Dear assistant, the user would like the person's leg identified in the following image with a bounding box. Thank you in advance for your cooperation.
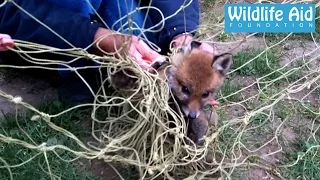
[98,0,158,46]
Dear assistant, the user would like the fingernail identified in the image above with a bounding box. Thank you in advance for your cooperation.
[142,57,153,63]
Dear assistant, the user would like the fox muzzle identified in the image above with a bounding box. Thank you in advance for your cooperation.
[187,111,200,120]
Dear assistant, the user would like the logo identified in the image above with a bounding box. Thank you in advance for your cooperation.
[224,3,316,33]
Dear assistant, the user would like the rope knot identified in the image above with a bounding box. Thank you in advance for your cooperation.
[38,142,47,151]
[11,96,22,104]
[40,113,51,122]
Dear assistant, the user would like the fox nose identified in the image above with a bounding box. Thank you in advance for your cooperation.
[188,112,199,120]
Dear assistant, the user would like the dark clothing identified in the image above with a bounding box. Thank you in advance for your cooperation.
[0,0,199,54]
[0,0,200,105]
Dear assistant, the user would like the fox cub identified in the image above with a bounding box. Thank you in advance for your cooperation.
[162,41,232,144]
[111,40,233,145]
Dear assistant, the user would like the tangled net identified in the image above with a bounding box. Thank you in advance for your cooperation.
[0,0,319,179]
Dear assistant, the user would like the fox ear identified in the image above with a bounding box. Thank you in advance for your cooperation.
[212,53,233,75]
[180,40,202,55]
[190,40,202,49]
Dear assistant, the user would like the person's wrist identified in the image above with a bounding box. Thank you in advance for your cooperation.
[171,33,194,49]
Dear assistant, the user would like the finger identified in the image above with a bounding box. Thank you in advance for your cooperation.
[207,100,220,108]
[136,59,150,69]
[210,100,220,105]
[130,48,151,70]
[2,38,14,48]
[0,34,11,39]
[200,43,219,55]
[142,57,153,64]
[129,38,154,64]
[199,43,214,54]
[137,40,161,62]
[0,36,14,51]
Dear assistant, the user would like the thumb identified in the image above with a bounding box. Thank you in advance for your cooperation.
[200,43,219,55]
[2,38,14,48]
[0,35,14,51]
[207,100,220,108]
[130,48,150,70]
[138,40,161,62]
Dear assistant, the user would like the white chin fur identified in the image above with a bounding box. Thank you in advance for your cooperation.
[196,112,200,118]
[181,106,189,116]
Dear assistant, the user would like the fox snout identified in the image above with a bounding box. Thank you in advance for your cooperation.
[188,111,200,120]
[181,100,202,120]
[182,108,200,120]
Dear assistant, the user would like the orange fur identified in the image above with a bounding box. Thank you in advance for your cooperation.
[163,41,232,145]
[110,40,232,145]
[167,46,232,120]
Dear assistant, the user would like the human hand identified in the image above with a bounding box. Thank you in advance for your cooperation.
[93,28,163,70]
[0,34,14,51]
[171,33,219,55]
[207,100,220,108]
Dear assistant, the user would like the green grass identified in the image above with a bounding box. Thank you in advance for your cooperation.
[232,49,304,85]
[282,140,320,179]
[274,103,294,120]
[279,100,320,179]
[214,108,243,157]
[243,110,275,148]
[217,32,232,42]
[258,84,280,101]
[0,101,102,180]
[315,87,320,96]
[217,100,320,179]
[218,78,243,103]
[216,47,319,179]
[298,102,320,120]
[217,98,320,179]
[233,49,280,78]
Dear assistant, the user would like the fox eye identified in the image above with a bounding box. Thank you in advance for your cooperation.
[202,91,210,98]
[181,86,190,94]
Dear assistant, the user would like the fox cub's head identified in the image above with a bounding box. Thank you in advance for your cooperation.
[168,41,232,120]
